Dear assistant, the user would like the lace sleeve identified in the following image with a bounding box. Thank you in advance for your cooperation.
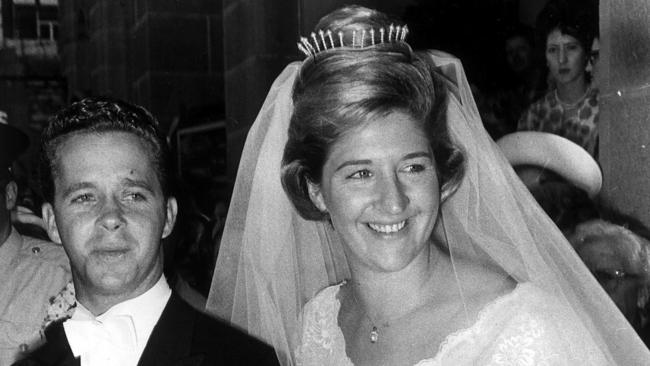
[294,284,352,366]
[484,284,609,366]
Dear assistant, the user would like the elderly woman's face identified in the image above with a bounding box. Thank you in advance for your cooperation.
[577,234,646,325]
[308,111,440,273]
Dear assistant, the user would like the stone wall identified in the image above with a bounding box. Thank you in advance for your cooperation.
[599,0,650,227]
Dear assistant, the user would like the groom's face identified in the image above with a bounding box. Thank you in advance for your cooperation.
[43,131,177,301]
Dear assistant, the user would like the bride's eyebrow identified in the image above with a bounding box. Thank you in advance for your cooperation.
[334,159,372,172]
[402,151,432,160]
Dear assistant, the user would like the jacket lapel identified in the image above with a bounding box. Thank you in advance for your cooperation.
[137,293,203,366]
[171,355,205,366]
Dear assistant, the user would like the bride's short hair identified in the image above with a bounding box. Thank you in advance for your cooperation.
[281,45,465,220]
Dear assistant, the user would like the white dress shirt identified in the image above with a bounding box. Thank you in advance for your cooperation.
[63,275,172,366]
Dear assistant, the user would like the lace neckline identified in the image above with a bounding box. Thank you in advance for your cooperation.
[330,281,528,366]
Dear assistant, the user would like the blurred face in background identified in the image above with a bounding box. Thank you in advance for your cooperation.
[546,29,588,86]
[505,35,533,75]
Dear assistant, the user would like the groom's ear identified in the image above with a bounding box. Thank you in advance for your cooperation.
[42,203,62,245]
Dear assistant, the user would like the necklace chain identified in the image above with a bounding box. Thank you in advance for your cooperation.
[347,250,442,344]
[349,282,428,344]
[349,286,381,344]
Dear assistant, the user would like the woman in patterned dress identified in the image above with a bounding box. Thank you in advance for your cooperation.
[517,0,599,156]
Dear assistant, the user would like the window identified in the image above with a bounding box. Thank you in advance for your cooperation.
[5,1,58,40]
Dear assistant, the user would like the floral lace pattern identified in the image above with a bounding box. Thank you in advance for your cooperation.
[42,281,76,330]
[489,317,544,366]
[295,285,349,365]
[295,282,608,366]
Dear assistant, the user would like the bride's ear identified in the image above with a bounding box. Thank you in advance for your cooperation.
[307,181,327,213]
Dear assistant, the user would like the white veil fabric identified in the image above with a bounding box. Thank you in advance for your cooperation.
[206,51,650,365]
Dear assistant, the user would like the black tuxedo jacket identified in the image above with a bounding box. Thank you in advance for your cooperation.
[14,293,280,366]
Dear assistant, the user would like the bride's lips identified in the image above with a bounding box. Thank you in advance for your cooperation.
[367,220,407,234]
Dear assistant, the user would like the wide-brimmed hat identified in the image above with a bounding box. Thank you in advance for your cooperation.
[0,111,29,177]
[496,131,602,198]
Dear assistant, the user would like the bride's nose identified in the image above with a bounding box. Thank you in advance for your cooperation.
[376,173,409,214]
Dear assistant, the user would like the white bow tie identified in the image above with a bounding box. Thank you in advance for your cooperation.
[63,314,139,366]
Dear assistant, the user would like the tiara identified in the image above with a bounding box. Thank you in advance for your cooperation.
[297,24,409,58]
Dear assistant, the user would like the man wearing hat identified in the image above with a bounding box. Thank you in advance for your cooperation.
[0,113,71,364]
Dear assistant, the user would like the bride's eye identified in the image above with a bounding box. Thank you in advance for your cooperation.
[348,169,372,179]
[404,164,426,173]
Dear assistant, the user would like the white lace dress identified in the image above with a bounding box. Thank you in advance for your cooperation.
[295,282,608,365]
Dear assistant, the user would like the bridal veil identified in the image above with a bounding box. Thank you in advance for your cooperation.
[206,50,650,365]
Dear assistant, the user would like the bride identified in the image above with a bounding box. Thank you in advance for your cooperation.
[207,5,650,365]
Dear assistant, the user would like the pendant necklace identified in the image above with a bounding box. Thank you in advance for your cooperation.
[370,325,379,344]
[350,287,381,343]
[349,249,442,344]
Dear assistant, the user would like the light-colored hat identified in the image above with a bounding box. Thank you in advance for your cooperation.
[496,131,602,198]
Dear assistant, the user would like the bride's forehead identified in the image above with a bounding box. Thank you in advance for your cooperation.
[326,113,429,156]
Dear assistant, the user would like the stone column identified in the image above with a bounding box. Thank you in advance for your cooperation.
[599,0,650,227]
[222,0,301,181]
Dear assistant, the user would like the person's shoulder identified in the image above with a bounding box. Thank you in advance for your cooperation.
[195,310,272,345]
[484,283,609,364]
[508,282,578,317]
[16,235,70,270]
[301,282,344,321]
[12,320,74,366]
[296,283,346,365]
[306,283,343,307]
[518,93,550,128]
[180,299,279,364]
[488,283,593,345]
[447,256,514,294]
[433,255,517,322]
[531,91,554,110]
[19,235,67,261]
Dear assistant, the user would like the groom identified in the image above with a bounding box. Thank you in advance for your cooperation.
[15,97,279,365]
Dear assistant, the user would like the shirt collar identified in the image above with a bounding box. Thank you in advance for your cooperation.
[72,275,172,351]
